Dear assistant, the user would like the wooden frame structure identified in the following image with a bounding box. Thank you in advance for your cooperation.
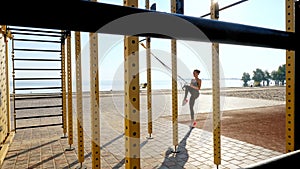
[0,0,298,168]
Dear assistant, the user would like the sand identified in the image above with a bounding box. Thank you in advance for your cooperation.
[172,86,287,153]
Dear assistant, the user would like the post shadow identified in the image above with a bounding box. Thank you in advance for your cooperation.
[156,127,194,168]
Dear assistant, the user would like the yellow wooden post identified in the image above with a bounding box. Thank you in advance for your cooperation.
[61,32,67,137]
[66,31,74,150]
[170,0,179,153]
[0,26,7,142]
[11,38,16,132]
[285,0,295,153]
[0,26,9,166]
[3,26,11,132]
[145,0,153,139]
[89,32,101,168]
[75,31,86,168]
[211,0,221,166]
[124,0,140,168]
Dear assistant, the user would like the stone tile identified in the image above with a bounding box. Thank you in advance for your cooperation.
[1,96,284,169]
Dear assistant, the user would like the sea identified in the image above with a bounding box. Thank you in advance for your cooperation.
[10,78,277,94]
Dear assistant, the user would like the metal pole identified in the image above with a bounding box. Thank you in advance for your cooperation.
[0,26,8,138]
[285,0,296,153]
[0,1,295,50]
[75,31,86,168]
[89,0,101,165]
[3,26,11,132]
[171,0,179,153]
[145,0,153,139]
[211,0,221,167]
[124,0,141,168]
[89,31,101,169]
[66,31,74,151]
[201,0,248,18]
[293,0,300,151]
[61,32,67,138]
[11,38,16,132]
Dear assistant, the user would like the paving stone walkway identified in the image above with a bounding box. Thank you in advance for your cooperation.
[1,94,284,169]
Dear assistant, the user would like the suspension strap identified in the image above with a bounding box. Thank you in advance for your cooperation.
[139,41,188,89]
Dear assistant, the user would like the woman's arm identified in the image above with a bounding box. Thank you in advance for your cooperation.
[197,79,202,90]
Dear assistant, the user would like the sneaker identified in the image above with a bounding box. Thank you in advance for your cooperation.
[190,121,197,128]
[192,121,197,127]
[182,99,188,106]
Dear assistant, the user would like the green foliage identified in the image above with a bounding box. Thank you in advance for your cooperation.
[271,70,280,85]
[277,64,286,85]
[242,64,286,87]
[264,70,271,86]
[241,72,251,87]
[252,68,264,86]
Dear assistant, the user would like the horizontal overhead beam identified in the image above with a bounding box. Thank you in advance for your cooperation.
[0,1,296,50]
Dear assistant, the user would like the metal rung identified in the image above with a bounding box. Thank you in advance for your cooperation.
[15,95,62,100]
[16,123,63,130]
[15,86,62,90]
[14,68,61,71]
[15,93,62,97]
[15,105,62,110]
[13,38,61,43]
[13,48,61,52]
[14,77,61,80]
[16,114,63,120]
[13,58,61,61]
[11,32,62,37]
[8,27,64,34]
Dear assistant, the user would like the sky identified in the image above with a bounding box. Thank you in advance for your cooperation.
[8,0,287,90]
[79,0,286,81]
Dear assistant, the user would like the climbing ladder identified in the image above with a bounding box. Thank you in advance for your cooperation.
[8,26,66,131]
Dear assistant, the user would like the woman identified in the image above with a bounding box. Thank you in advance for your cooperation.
[182,69,202,127]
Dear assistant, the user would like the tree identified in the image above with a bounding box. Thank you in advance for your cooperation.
[252,68,264,87]
[264,70,271,86]
[277,64,286,85]
[241,72,251,87]
[241,64,285,87]
[271,70,280,86]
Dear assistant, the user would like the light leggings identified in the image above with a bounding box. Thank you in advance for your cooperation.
[183,85,200,120]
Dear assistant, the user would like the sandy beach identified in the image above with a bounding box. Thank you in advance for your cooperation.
[209,86,285,101]
[97,85,285,100]
[172,86,286,153]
